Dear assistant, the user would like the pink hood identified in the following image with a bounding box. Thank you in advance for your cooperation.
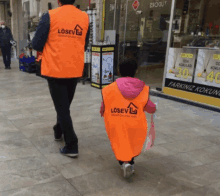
[116,77,145,99]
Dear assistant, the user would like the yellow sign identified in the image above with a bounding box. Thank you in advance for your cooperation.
[176,68,189,79]
[163,87,220,108]
[92,47,101,52]
[92,83,100,88]
[206,71,220,84]
[102,85,108,88]
[180,53,193,58]
[102,47,114,52]
[213,54,220,60]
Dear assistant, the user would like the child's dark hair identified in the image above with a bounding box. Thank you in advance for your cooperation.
[119,59,138,77]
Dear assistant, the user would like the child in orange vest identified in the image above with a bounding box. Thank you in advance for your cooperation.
[100,59,156,178]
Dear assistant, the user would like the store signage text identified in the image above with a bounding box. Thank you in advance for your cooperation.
[111,103,138,116]
[179,59,193,68]
[92,53,100,56]
[150,1,167,8]
[213,54,220,60]
[102,47,114,52]
[92,47,101,52]
[58,25,83,36]
[180,53,193,59]
[165,79,220,98]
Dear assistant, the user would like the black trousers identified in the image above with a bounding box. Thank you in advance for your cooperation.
[119,158,135,165]
[47,78,78,150]
[1,45,11,68]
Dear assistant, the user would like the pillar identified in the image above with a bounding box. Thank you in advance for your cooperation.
[10,0,25,55]
[0,2,6,23]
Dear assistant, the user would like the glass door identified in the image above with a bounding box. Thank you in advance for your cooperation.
[117,0,173,89]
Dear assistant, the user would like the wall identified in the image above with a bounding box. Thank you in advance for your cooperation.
[40,0,89,14]
[0,1,11,27]
[0,3,6,23]
[10,0,25,55]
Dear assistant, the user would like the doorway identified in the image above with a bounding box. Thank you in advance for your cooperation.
[115,0,173,88]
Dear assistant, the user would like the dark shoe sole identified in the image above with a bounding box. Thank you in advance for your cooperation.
[59,147,78,158]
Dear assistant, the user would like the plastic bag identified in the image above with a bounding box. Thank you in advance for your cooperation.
[143,114,156,152]
[11,46,17,61]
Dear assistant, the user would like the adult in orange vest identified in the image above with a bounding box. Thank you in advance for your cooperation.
[100,59,156,178]
[32,0,90,157]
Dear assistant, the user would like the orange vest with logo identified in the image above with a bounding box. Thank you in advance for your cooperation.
[41,5,89,78]
[102,82,149,161]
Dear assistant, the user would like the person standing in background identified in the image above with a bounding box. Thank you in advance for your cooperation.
[0,21,14,69]
[32,0,90,157]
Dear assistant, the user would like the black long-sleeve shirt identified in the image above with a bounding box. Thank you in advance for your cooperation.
[0,27,14,47]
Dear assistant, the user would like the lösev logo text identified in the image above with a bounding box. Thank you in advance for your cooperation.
[58,25,83,36]
[111,103,138,115]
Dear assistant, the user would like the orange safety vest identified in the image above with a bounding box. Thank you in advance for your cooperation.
[41,5,89,78]
[102,82,149,161]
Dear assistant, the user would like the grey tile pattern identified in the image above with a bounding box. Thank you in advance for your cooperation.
[0,60,220,195]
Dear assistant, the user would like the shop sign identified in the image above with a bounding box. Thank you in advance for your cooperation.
[150,0,168,9]
[164,48,220,101]
[92,83,100,88]
[102,47,114,52]
[132,0,139,11]
[91,52,101,84]
[166,48,197,83]
[165,79,220,99]
[102,52,114,84]
[194,49,220,88]
[92,47,101,52]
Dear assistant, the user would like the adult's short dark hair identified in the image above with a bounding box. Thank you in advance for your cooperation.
[60,0,76,5]
[119,59,138,77]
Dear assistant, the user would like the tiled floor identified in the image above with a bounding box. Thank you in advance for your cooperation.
[0,59,220,195]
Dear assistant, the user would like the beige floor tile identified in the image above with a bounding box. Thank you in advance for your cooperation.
[0,146,41,162]
[0,180,80,196]
[0,156,51,175]
[0,166,64,192]
[56,156,109,179]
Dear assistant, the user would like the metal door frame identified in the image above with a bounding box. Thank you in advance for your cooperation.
[162,0,176,90]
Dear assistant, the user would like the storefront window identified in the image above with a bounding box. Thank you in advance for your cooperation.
[164,0,220,108]
[171,0,220,49]
[105,0,173,88]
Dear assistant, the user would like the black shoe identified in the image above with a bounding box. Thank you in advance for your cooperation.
[8,67,11,69]
[60,146,78,158]
[53,124,62,141]
[5,67,8,69]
